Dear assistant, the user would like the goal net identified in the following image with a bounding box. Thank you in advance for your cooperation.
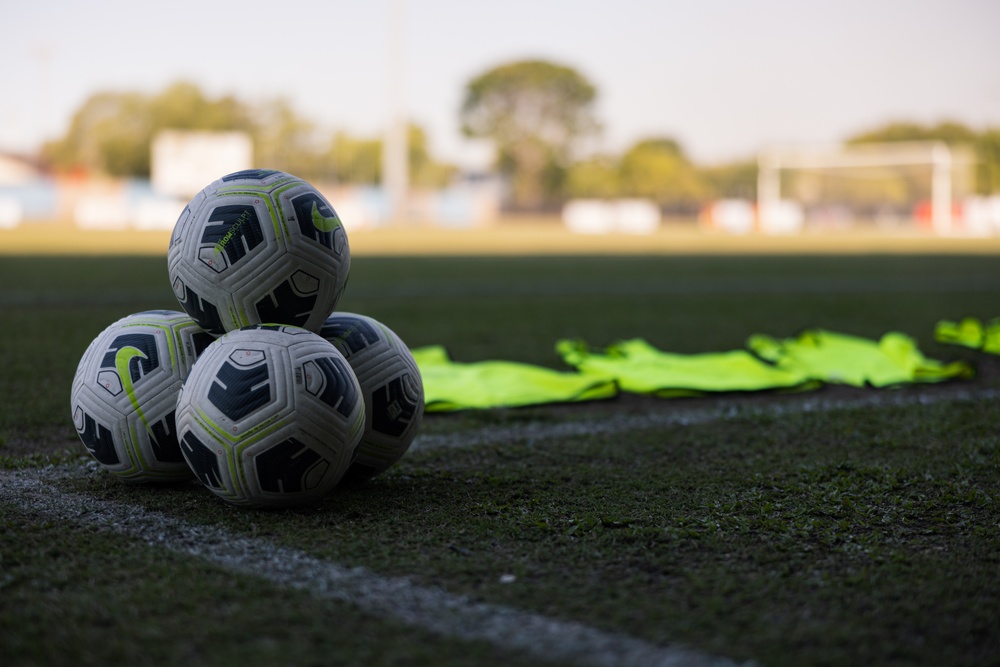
[756,141,977,234]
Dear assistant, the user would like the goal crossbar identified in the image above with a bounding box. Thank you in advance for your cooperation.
[758,141,976,233]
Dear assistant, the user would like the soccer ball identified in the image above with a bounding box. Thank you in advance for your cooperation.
[175,324,365,507]
[167,169,351,337]
[70,310,213,482]
[320,313,424,481]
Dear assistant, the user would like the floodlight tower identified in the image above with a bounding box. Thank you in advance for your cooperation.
[382,0,409,224]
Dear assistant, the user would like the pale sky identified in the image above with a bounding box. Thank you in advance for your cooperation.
[2,0,998,168]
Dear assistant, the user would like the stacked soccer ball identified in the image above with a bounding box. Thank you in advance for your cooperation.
[70,169,424,508]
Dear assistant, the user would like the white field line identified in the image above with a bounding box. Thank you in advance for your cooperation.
[1,466,750,667]
[4,388,996,666]
[411,386,1000,451]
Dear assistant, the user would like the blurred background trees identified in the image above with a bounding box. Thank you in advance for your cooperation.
[38,66,1000,212]
[460,59,600,210]
[846,121,1000,196]
[44,82,254,177]
[41,81,456,189]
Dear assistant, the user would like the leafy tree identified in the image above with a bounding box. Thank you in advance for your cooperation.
[321,124,456,188]
[251,97,323,179]
[846,120,1000,194]
[461,59,599,209]
[327,131,382,185]
[563,155,620,199]
[408,125,458,188]
[618,138,708,205]
[43,81,457,188]
[43,82,255,178]
[701,160,758,201]
[44,91,149,176]
[978,129,1000,194]
[846,120,978,145]
[149,82,252,132]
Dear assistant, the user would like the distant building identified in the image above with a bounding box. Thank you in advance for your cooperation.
[0,152,53,227]
[151,130,253,198]
[0,152,45,185]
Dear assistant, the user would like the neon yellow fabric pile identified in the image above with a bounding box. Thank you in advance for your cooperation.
[934,317,1000,355]
[746,329,974,387]
[411,345,618,412]
[555,338,818,397]
[413,329,974,411]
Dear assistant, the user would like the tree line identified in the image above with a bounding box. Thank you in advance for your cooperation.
[41,61,1000,210]
[42,81,455,189]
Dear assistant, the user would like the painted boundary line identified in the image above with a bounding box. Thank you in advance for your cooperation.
[0,468,750,667]
[4,387,997,666]
[411,386,1000,451]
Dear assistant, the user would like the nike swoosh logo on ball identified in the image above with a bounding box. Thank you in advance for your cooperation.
[311,202,341,232]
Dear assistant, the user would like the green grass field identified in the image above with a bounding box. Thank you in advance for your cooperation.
[2,252,1000,666]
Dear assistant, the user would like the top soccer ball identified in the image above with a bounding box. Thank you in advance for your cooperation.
[167,169,350,337]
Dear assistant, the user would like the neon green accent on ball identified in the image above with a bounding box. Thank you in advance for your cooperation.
[191,408,232,445]
[228,304,249,330]
[216,186,286,240]
[190,408,245,503]
[192,406,285,447]
[116,346,151,429]
[311,201,341,232]
[215,180,297,197]
[191,405,290,504]
[115,321,181,477]
[167,328,181,370]
[121,320,180,378]
[270,182,302,239]
[160,326,178,370]
[191,404,289,501]
[263,194,282,240]
[216,186,272,195]
[212,207,255,258]
[350,406,365,440]
[124,422,150,476]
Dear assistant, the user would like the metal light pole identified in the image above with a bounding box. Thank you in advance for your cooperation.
[382,0,409,224]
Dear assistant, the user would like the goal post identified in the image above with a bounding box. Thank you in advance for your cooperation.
[757,141,976,234]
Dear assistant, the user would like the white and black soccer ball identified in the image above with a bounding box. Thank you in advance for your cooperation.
[70,310,213,482]
[320,313,424,481]
[167,169,351,337]
[175,324,365,507]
